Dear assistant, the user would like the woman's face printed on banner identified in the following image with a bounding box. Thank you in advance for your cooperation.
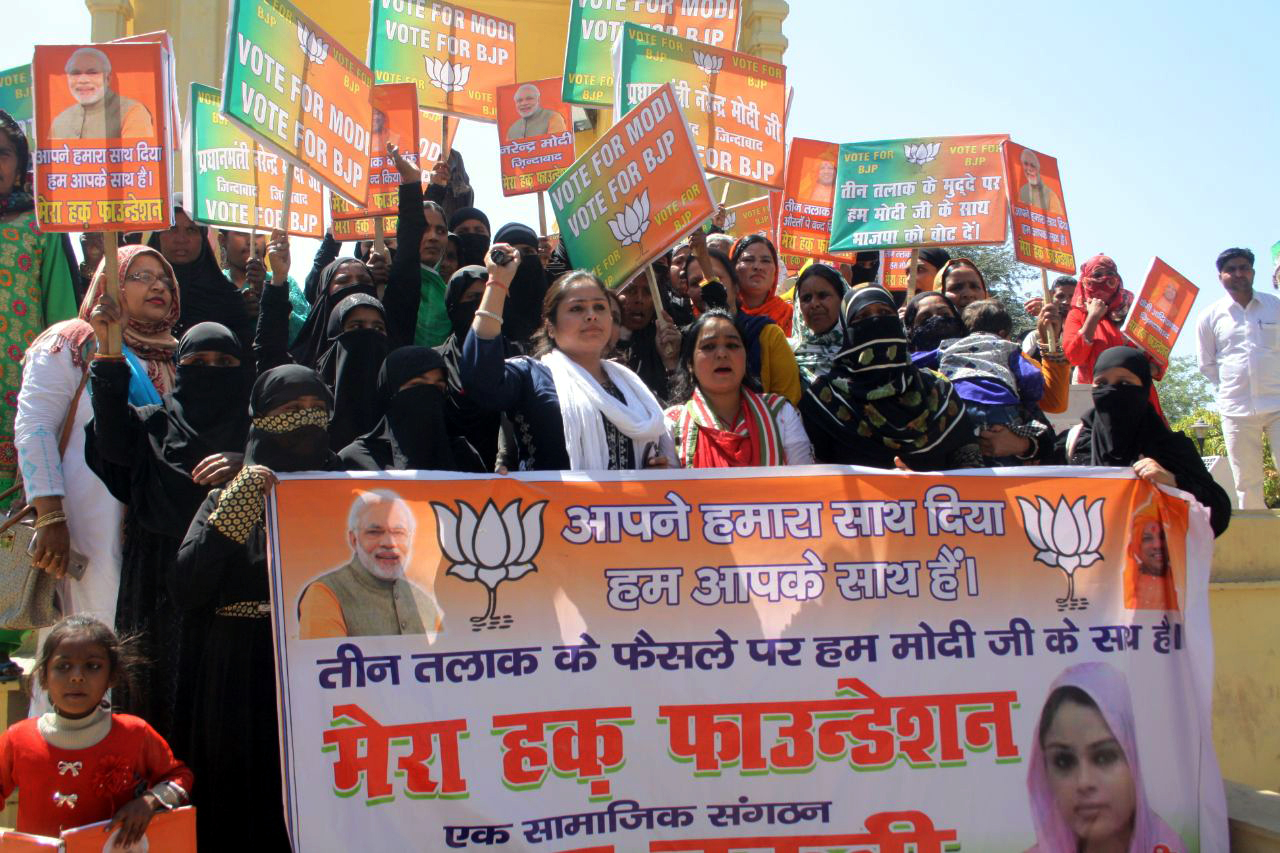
[1041,699,1137,847]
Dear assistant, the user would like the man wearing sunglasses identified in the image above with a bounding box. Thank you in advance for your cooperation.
[50,47,154,140]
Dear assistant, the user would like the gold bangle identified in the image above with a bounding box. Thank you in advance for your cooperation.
[34,511,67,529]
[93,352,125,361]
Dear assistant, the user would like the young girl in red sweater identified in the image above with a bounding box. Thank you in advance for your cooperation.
[0,616,192,844]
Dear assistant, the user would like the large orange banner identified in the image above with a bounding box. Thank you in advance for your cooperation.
[1123,257,1199,373]
[1003,140,1075,274]
[266,467,1226,852]
[32,43,171,233]
[776,138,856,274]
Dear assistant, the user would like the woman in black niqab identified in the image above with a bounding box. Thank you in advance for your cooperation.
[284,257,376,368]
[147,201,253,348]
[85,321,251,756]
[315,292,389,450]
[172,365,341,853]
[1055,346,1231,536]
[341,346,482,471]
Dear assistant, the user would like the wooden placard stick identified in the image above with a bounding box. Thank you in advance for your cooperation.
[441,116,451,161]
[373,217,388,257]
[1041,267,1058,352]
[101,236,123,355]
[537,191,547,237]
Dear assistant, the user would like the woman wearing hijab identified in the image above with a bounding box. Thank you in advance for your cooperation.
[1063,254,1137,384]
[666,310,811,468]
[615,270,680,401]
[684,231,802,405]
[460,250,675,471]
[787,263,848,386]
[490,222,550,347]
[801,287,981,471]
[278,256,377,370]
[173,365,342,852]
[436,266,515,471]
[314,293,389,450]
[1053,346,1230,536]
[1026,662,1187,853]
[731,234,791,334]
[0,110,78,503]
[933,257,991,311]
[341,346,482,471]
[381,146,454,348]
[85,321,249,753]
[903,290,966,354]
[147,198,252,349]
[16,246,180,660]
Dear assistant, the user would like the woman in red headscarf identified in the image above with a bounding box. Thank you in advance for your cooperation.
[1062,254,1131,383]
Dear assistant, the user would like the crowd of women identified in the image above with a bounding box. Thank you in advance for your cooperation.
[0,107,1233,850]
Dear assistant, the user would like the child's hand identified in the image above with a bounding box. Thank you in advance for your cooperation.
[107,793,158,848]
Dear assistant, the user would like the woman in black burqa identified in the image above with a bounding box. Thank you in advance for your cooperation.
[1054,345,1231,536]
[173,365,345,851]
[85,322,250,756]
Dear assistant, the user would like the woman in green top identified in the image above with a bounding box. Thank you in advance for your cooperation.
[0,110,78,498]
[0,110,78,678]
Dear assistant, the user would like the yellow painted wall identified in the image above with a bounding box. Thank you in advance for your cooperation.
[1209,512,1280,791]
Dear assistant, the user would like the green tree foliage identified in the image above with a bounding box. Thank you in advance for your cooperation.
[947,241,1042,339]
[1155,356,1215,424]
[1171,408,1278,508]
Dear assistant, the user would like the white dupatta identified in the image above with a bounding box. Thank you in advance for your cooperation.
[541,349,671,470]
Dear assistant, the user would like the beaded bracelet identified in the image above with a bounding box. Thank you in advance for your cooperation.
[475,309,504,325]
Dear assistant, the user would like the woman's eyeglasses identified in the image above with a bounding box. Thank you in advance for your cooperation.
[125,271,174,288]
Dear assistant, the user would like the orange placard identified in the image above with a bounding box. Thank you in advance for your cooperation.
[1003,140,1075,274]
[880,249,914,291]
[331,82,420,236]
[495,77,574,197]
[32,43,171,233]
[776,137,856,274]
[722,195,773,239]
[111,30,180,156]
[1123,257,1199,372]
[417,109,459,166]
[61,807,196,852]
[0,831,60,852]
[547,83,712,289]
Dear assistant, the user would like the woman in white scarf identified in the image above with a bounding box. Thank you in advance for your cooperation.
[458,246,675,471]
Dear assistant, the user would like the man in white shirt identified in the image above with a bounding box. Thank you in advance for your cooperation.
[1197,247,1280,509]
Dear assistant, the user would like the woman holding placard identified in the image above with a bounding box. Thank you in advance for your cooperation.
[683,230,802,405]
[15,245,181,700]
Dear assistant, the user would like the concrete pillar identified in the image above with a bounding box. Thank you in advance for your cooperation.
[741,0,790,63]
[85,0,133,42]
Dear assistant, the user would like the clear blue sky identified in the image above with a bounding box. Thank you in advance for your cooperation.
[11,1,1278,362]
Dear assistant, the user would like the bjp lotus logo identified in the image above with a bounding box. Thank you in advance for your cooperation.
[692,50,724,75]
[424,57,470,93]
[721,211,737,233]
[607,191,651,247]
[1016,496,1105,611]
[297,23,329,65]
[432,499,547,630]
[904,142,940,166]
